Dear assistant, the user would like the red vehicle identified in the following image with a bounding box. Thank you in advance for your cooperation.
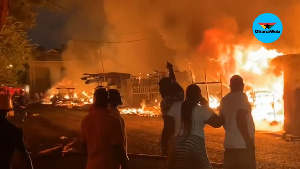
[0,84,27,95]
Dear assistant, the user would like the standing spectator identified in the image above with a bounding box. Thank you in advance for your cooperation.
[34,93,40,102]
[219,75,256,169]
[167,84,222,169]
[12,91,20,118]
[17,90,29,122]
[81,87,129,169]
[159,62,184,156]
[0,93,33,169]
[108,89,127,153]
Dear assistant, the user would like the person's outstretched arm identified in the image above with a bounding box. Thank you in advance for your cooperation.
[205,113,223,128]
[167,61,176,82]
[203,106,223,128]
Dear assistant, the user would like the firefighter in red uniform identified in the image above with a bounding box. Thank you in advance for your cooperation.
[0,93,33,169]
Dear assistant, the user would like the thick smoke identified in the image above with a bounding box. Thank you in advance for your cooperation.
[56,0,300,91]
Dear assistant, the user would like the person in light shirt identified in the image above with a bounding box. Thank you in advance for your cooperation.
[167,84,222,169]
[219,75,256,169]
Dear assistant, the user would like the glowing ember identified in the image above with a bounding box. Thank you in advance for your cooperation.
[41,87,94,106]
[64,95,70,99]
[120,101,161,117]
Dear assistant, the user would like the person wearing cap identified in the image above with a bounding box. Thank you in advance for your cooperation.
[81,87,129,169]
[108,89,127,154]
[219,75,256,169]
[0,94,33,169]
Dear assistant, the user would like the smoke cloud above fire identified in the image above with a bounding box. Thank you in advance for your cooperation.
[56,0,300,90]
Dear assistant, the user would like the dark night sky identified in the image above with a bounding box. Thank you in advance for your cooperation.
[28,9,69,50]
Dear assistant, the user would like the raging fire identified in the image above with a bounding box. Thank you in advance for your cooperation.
[41,44,285,132]
[219,45,284,131]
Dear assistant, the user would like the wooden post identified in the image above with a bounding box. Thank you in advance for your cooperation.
[220,74,223,98]
[204,68,209,106]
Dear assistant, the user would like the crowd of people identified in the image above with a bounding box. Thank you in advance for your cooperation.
[159,62,256,169]
[0,62,256,169]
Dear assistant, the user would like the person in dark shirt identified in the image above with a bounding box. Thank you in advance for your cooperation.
[17,90,29,121]
[12,91,20,119]
[108,89,127,153]
[0,93,33,169]
[159,62,184,156]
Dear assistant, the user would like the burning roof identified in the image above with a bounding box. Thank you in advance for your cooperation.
[81,72,131,85]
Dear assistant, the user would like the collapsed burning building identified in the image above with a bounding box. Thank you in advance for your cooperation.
[272,54,300,136]
[41,70,190,116]
[31,43,288,132]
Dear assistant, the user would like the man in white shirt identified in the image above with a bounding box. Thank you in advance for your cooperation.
[220,75,256,169]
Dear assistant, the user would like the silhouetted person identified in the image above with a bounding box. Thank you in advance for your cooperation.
[17,90,29,121]
[34,93,40,102]
[12,91,20,118]
[220,75,256,169]
[81,87,129,169]
[0,94,33,169]
[159,62,184,156]
[108,89,127,153]
[167,84,222,169]
[159,62,208,156]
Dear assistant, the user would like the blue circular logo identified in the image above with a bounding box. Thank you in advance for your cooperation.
[253,13,283,43]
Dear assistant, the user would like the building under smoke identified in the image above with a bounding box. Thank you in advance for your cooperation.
[272,54,300,136]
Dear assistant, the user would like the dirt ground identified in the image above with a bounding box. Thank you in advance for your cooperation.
[8,104,300,169]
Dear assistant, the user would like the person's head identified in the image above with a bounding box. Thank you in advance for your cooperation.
[93,87,108,108]
[108,89,122,108]
[230,75,244,92]
[180,84,202,136]
[185,84,201,103]
[0,94,12,119]
[158,77,173,98]
[20,90,24,95]
[0,109,8,119]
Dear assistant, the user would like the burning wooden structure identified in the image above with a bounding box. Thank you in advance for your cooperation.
[272,54,300,136]
[130,73,162,107]
[81,72,164,107]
